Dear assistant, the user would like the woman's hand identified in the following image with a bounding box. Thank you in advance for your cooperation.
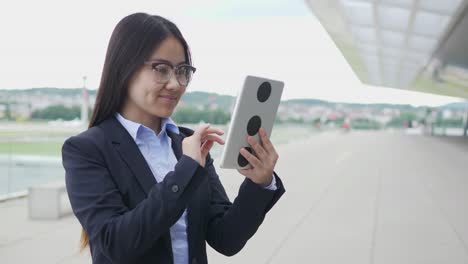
[238,128,279,186]
[182,123,224,167]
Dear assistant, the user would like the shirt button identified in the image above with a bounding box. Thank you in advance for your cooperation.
[171,185,179,193]
[191,257,198,264]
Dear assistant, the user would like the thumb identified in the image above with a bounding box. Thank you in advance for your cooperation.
[201,140,214,158]
[237,168,254,179]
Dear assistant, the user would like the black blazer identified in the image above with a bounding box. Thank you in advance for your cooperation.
[62,116,285,264]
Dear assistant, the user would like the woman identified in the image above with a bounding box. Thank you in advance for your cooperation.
[62,13,285,264]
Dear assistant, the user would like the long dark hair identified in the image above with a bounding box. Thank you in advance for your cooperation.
[89,12,192,128]
[80,12,192,250]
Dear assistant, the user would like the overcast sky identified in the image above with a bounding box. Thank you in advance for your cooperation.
[0,0,465,106]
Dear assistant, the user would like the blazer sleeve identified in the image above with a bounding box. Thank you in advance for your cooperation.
[62,135,206,263]
[204,155,285,256]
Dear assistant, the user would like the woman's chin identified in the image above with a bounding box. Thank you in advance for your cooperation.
[151,109,173,119]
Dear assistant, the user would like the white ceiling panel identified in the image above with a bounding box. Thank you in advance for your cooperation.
[419,0,463,15]
[405,51,430,65]
[408,35,439,53]
[306,0,468,96]
[351,26,377,43]
[412,11,451,37]
[362,54,380,67]
[399,66,420,85]
[381,46,402,58]
[378,5,411,31]
[357,43,379,56]
[380,0,414,9]
[365,64,382,84]
[366,66,381,79]
[381,56,401,67]
[340,0,374,26]
[380,30,406,47]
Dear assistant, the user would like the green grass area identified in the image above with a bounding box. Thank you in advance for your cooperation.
[0,124,316,157]
[0,141,63,156]
[0,121,78,156]
[0,131,76,137]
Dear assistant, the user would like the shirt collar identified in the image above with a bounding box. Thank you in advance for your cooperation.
[161,117,180,135]
[115,113,179,141]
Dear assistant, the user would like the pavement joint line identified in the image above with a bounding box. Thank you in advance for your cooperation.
[416,158,468,259]
[369,167,383,264]
[264,153,354,264]
[335,151,353,165]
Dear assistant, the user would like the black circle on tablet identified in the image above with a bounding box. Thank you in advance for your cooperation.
[238,147,253,167]
[247,115,261,136]
[257,82,271,102]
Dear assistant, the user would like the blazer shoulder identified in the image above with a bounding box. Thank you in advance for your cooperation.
[62,126,107,158]
[67,126,106,144]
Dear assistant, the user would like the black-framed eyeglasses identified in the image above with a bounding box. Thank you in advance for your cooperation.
[143,60,197,86]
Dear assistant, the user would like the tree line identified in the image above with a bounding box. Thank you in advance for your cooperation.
[28,104,231,125]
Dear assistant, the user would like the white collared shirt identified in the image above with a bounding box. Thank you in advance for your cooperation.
[116,113,189,264]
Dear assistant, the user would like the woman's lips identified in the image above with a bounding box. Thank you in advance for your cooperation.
[159,95,177,102]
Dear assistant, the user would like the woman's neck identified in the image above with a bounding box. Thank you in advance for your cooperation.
[120,104,162,134]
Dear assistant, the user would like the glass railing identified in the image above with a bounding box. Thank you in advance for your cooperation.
[0,121,320,199]
[0,121,83,200]
[3,118,466,200]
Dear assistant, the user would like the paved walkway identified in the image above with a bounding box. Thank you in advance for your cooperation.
[1,131,468,263]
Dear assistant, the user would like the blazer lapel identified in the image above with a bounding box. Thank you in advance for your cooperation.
[99,117,156,195]
[100,117,175,256]
[167,129,182,161]
[168,128,202,259]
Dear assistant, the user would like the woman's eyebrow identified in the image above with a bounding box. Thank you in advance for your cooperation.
[147,58,188,65]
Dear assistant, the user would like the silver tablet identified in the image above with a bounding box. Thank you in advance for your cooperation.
[219,75,284,169]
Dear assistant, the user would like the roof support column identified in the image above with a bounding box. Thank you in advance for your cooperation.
[464,100,468,137]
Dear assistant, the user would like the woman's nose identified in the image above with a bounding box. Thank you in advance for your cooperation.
[165,73,180,90]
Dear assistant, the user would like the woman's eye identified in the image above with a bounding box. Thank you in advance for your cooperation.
[178,67,194,76]
[176,68,187,75]
[153,65,170,74]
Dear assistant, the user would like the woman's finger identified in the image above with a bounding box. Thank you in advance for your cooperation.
[198,127,224,145]
[237,168,254,179]
[246,136,267,161]
[201,140,214,157]
[202,127,224,137]
[240,147,262,168]
[194,123,211,139]
[259,128,278,159]
[202,134,225,145]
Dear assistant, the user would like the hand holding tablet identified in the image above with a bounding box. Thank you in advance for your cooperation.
[220,75,284,170]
